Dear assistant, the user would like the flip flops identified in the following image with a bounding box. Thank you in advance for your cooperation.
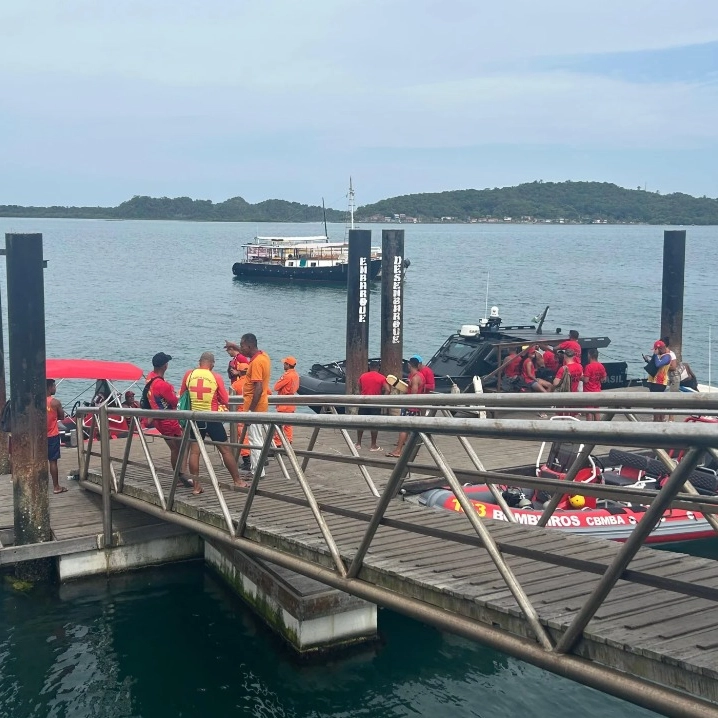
[53,486,68,494]
[369,446,383,452]
[178,473,194,488]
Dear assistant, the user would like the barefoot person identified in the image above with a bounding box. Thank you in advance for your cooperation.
[46,379,68,494]
[355,361,389,451]
[387,358,424,458]
[180,352,248,493]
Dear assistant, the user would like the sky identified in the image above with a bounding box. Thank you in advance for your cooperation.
[1,0,717,207]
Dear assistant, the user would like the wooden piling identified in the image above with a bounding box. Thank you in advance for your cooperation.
[6,233,53,580]
[345,229,372,411]
[380,230,405,382]
[660,229,686,361]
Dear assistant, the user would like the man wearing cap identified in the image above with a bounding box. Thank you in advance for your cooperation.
[411,355,435,394]
[231,362,251,471]
[122,391,140,409]
[552,349,583,392]
[224,340,250,385]
[145,352,190,487]
[273,356,300,446]
[239,333,272,479]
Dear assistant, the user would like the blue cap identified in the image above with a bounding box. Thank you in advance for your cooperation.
[410,355,423,363]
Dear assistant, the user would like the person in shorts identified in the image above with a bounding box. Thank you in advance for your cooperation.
[180,352,247,493]
[355,361,389,451]
[145,352,190,486]
[387,358,424,458]
[47,379,67,494]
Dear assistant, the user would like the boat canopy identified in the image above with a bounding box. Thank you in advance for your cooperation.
[46,359,144,381]
[254,236,329,243]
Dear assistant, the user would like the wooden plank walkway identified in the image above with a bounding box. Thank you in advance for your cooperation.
[0,443,175,552]
[74,424,718,706]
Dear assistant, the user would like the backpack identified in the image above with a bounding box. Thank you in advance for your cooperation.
[140,377,160,410]
[0,401,11,433]
[554,366,572,393]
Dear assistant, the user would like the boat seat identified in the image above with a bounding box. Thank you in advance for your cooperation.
[602,471,642,487]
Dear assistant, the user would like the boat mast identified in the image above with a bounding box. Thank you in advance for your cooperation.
[348,177,355,230]
[322,197,328,242]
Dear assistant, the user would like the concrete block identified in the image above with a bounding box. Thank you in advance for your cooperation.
[58,532,204,581]
[205,541,377,653]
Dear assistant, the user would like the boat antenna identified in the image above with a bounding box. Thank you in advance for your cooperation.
[322,197,328,242]
[536,305,549,335]
[710,325,712,390]
[483,272,489,321]
[348,177,355,230]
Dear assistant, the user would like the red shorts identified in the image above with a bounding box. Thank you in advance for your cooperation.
[154,419,182,438]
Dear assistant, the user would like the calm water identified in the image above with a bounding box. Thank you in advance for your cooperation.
[0,218,717,403]
[1,218,716,717]
[0,562,658,718]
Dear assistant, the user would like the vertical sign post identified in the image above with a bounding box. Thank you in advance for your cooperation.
[6,233,52,580]
[345,229,372,411]
[660,230,686,361]
[380,229,404,382]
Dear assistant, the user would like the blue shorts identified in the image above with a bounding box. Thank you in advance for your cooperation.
[48,435,61,462]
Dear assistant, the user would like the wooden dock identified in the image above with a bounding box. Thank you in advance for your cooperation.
[3,419,718,715]
[69,423,718,712]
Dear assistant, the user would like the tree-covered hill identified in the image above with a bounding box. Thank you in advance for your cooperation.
[1,181,717,224]
[356,181,718,224]
[0,195,345,223]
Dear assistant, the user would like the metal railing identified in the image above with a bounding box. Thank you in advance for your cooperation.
[75,393,718,718]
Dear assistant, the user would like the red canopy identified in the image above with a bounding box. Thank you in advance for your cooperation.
[46,359,144,382]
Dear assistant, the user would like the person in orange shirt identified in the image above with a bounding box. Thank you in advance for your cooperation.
[47,379,68,494]
[231,362,251,471]
[273,356,300,446]
[237,333,272,478]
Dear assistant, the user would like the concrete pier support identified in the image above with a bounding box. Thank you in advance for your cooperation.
[57,524,204,581]
[205,541,377,653]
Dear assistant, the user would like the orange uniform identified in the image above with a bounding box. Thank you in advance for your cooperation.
[273,367,300,444]
[243,352,271,413]
[231,374,250,458]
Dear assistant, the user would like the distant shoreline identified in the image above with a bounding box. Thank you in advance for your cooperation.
[2,180,717,225]
[0,215,710,228]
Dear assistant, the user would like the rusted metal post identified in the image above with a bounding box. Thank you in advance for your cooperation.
[660,229,686,361]
[345,229,371,413]
[380,229,404,382]
[0,281,10,474]
[6,233,52,580]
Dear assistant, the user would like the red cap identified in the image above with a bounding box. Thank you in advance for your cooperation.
[653,340,666,350]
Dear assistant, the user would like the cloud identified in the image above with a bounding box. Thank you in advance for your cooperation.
[1,0,717,203]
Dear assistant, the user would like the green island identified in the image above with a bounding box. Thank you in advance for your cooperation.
[1,181,717,225]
